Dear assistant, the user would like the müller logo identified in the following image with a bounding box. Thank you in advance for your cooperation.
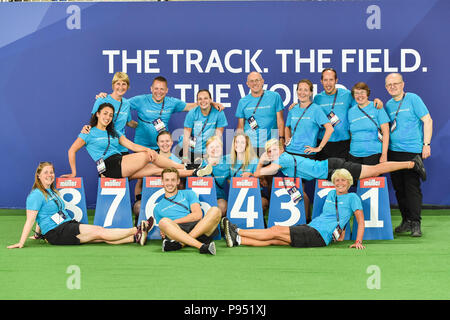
[146,177,163,188]
[101,178,125,188]
[232,178,257,188]
[56,177,81,189]
[188,177,213,188]
[274,177,299,188]
[360,177,385,188]
[318,179,335,188]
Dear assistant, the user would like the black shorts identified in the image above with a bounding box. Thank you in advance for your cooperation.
[347,153,381,165]
[315,139,350,161]
[44,220,81,245]
[103,154,123,178]
[177,221,219,243]
[289,225,326,248]
[286,151,316,160]
[327,157,362,185]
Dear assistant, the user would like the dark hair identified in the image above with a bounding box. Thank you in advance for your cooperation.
[351,82,371,98]
[90,103,118,138]
[197,89,212,99]
[152,76,168,86]
[321,68,338,80]
[296,79,313,92]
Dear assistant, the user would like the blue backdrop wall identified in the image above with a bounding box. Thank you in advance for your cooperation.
[1,0,449,208]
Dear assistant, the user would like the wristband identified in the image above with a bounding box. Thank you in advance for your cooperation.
[423,143,430,146]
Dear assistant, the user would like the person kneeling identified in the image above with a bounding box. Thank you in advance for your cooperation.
[223,169,366,250]
[154,168,222,255]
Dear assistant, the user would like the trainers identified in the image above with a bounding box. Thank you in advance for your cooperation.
[185,163,201,170]
[223,218,239,247]
[139,220,149,246]
[410,221,422,237]
[199,242,216,255]
[162,239,183,252]
[412,155,426,181]
[145,216,155,233]
[194,164,213,177]
[394,219,412,233]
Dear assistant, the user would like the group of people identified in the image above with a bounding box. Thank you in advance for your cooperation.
[8,69,432,255]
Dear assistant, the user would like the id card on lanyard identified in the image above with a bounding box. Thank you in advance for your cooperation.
[164,194,190,213]
[390,93,405,133]
[282,155,302,204]
[357,106,383,142]
[331,196,343,242]
[286,103,311,147]
[327,90,341,127]
[152,98,167,133]
[96,132,111,174]
[48,190,68,225]
[190,109,212,149]
[247,91,265,130]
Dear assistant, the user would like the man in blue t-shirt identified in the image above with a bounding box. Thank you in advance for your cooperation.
[153,168,222,255]
[385,73,433,237]
[236,71,285,157]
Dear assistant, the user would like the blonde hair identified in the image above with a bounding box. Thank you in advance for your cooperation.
[265,138,284,152]
[112,72,130,90]
[32,162,59,200]
[331,168,354,187]
[206,135,223,149]
[230,132,257,171]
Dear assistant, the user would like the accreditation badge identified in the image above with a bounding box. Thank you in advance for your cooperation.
[332,225,343,242]
[327,111,341,127]
[152,118,167,133]
[377,129,383,142]
[390,119,397,133]
[189,136,197,149]
[96,158,106,174]
[50,211,66,225]
[247,116,259,130]
[287,186,302,204]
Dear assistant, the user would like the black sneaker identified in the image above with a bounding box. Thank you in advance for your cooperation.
[185,163,201,170]
[412,155,426,181]
[162,239,183,252]
[411,221,422,237]
[193,164,213,177]
[395,219,412,233]
[223,218,239,248]
[199,242,216,255]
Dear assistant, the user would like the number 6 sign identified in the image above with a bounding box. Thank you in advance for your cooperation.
[138,176,165,239]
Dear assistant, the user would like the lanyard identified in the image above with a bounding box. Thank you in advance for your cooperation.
[335,195,340,225]
[102,132,111,158]
[147,96,165,116]
[331,89,338,111]
[232,163,244,177]
[48,189,66,218]
[291,103,312,136]
[113,99,123,123]
[392,93,406,122]
[164,194,190,212]
[357,104,381,131]
[195,107,212,137]
[280,155,298,190]
[251,91,265,116]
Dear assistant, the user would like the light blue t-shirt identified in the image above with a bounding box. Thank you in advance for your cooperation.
[348,102,390,158]
[129,94,186,150]
[178,106,228,154]
[92,95,132,153]
[26,188,73,235]
[313,88,354,142]
[169,153,182,164]
[202,157,231,200]
[235,90,284,148]
[385,92,429,153]
[286,103,330,155]
[274,152,328,181]
[154,190,200,224]
[224,154,258,178]
[308,190,363,245]
[78,127,123,162]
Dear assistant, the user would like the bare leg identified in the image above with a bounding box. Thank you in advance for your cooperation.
[121,152,151,178]
[238,225,291,244]
[158,218,203,249]
[188,207,221,239]
[360,161,414,179]
[217,199,228,217]
[77,224,136,244]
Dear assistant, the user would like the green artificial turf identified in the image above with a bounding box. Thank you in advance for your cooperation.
[1,209,449,300]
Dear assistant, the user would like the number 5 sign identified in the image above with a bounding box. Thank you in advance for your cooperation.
[352,177,393,240]
[56,177,88,224]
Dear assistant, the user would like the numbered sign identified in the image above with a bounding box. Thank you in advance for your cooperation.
[267,177,306,227]
[55,177,88,224]
[94,178,133,229]
[187,177,220,240]
[226,177,264,229]
[352,177,393,240]
[138,177,165,239]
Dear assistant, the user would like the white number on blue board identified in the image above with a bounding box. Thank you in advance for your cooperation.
[59,188,83,222]
[230,188,258,228]
[273,189,301,226]
[101,187,126,227]
[360,188,384,228]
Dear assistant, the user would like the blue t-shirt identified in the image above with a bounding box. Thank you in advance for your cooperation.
[91,95,132,153]
[224,154,258,178]
[78,127,123,162]
[308,190,363,245]
[313,88,354,142]
[178,106,228,154]
[235,90,284,148]
[348,102,390,157]
[385,92,429,153]
[129,94,186,150]
[154,190,200,224]
[274,152,328,181]
[286,103,330,155]
[169,153,182,164]
[26,188,73,235]
[202,157,231,200]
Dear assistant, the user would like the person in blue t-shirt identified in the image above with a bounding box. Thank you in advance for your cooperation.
[175,89,228,164]
[348,82,390,165]
[222,168,366,249]
[236,71,285,156]
[153,168,222,255]
[384,73,433,237]
[7,162,155,248]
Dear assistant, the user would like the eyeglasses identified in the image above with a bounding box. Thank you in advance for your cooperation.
[248,79,262,84]
[385,82,403,88]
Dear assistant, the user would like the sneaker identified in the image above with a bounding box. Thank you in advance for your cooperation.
[162,239,183,252]
[223,218,239,248]
[139,220,149,246]
[145,216,155,233]
[412,155,426,181]
[185,163,201,170]
[394,219,412,233]
[199,242,216,255]
[410,221,422,237]
[194,164,213,177]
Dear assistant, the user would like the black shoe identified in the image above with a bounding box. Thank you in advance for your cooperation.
[412,155,426,181]
[410,221,422,237]
[395,219,412,233]
[162,239,183,252]
[199,242,216,255]
[193,164,213,177]
[185,163,201,170]
[223,218,239,248]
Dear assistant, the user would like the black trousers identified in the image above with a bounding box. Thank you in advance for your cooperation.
[388,150,423,222]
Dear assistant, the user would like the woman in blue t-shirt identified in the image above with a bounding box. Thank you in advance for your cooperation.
[7,162,154,248]
[222,168,366,249]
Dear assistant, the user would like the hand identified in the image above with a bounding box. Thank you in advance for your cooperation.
[212,102,225,112]
[95,92,108,99]
[350,241,365,250]
[81,125,91,134]
[373,98,384,109]
[288,102,297,111]
[60,173,76,178]
[7,243,24,249]
[259,152,271,164]
[146,149,157,162]
[304,145,322,154]
[422,145,431,159]
[379,153,387,163]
